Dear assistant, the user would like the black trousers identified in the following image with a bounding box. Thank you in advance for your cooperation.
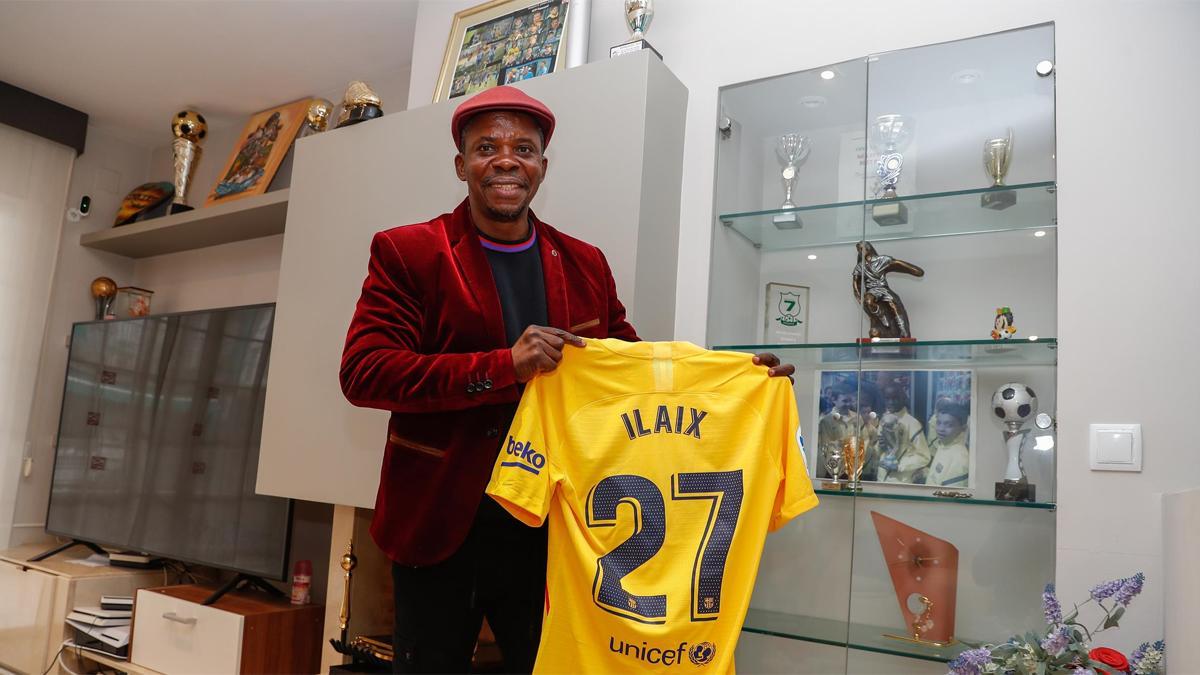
[391,500,548,674]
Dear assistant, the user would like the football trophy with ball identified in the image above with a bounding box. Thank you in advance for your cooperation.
[170,110,207,214]
[991,383,1037,501]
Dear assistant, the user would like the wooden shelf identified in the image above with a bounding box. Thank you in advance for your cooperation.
[79,189,289,258]
[64,643,165,675]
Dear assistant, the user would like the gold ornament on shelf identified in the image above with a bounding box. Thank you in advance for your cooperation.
[841,435,867,488]
[170,110,208,214]
[90,277,117,320]
[338,540,357,635]
[336,81,383,129]
[300,98,333,138]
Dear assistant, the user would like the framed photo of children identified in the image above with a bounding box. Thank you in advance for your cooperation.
[811,369,976,489]
[205,98,310,207]
[435,0,571,102]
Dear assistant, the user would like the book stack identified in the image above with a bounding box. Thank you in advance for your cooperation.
[65,596,133,658]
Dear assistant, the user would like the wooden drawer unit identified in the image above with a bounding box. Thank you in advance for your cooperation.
[133,585,322,674]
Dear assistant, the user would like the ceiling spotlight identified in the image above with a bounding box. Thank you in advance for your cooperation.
[807,254,818,260]
[1034,230,1047,237]
[799,95,826,109]
[952,68,983,85]
[820,70,836,80]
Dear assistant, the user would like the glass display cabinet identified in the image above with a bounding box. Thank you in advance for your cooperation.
[707,25,1057,673]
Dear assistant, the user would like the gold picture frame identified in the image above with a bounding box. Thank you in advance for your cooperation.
[434,0,572,103]
[204,98,311,207]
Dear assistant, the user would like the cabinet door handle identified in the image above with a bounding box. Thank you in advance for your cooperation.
[162,611,197,626]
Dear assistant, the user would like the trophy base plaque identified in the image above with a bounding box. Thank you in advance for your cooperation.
[772,212,803,229]
[168,203,194,215]
[610,39,662,60]
[871,200,908,226]
[882,633,956,648]
[995,480,1035,502]
[336,104,384,129]
[980,189,1017,210]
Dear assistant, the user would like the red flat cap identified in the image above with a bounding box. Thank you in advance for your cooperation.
[451,85,556,150]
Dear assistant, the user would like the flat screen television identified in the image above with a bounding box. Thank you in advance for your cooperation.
[45,303,291,580]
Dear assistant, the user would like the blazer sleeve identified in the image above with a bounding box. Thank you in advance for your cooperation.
[599,249,639,341]
[340,231,519,413]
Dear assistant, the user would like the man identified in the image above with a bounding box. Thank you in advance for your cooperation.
[925,402,970,487]
[817,382,857,480]
[339,86,793,674]
[874,380,932,484]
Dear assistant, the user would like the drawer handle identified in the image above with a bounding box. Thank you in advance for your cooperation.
[162,611,197,626]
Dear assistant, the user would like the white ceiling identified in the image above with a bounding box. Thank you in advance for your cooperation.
[0,1,420,148]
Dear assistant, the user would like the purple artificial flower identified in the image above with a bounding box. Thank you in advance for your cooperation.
[1115,572,1146,606]
[1130,639,1166,675]
[1042,583,1063,625]
[1040,624,1070,655]
[1073,669,1095,675]
[1090,578,1123,600]
[1130,641,1149,665]
[948,647,993,675]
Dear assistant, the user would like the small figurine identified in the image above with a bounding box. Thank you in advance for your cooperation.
[852,240,924,339]
[991,306,1016,340]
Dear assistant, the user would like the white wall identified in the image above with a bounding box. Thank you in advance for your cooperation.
[407,1,479,108]
[404,0,1200,656]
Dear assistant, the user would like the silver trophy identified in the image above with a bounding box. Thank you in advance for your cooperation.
[991,382,1037,502]
[170,110,207,214]
[822,444,844,490]
[869,114,914,226]
[773,133,811,229]
[981,129,1017,210]
[610,0,660,59]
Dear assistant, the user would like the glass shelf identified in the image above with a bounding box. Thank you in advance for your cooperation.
[813,487,1055,510]
[742,608,974,663]
[719,182,1055,252]
[713,338,1056,369]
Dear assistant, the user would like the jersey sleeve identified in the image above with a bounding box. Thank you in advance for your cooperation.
[770,386,819,532]
[486,376,560,527]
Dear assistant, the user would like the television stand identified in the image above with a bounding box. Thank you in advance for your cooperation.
[27,538,106,562]
[202,572,287,605]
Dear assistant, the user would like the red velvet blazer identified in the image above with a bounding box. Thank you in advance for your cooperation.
[341,198,638,566]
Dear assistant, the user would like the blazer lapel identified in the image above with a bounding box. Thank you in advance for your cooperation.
[448,200,507,347]
[534,213,569,331]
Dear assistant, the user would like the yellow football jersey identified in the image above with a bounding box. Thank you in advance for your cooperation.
[485,339,818,674]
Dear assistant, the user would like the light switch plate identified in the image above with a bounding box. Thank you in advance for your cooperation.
[1089,423,1142,471]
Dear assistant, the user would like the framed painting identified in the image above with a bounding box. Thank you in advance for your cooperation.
[204,98,311,206]
[763,282,809,344]
[435,0,572,102]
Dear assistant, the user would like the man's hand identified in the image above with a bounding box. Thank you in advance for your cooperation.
[512,325,586,383]
[753,352,795,382]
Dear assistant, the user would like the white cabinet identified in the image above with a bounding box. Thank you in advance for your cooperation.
[0,545,161,675]
[132,588,245,674]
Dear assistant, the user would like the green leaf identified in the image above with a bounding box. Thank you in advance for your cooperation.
[1035,662,1047,675]
[1103,605,1126,629]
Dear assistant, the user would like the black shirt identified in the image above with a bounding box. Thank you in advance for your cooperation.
[478,226,547,347]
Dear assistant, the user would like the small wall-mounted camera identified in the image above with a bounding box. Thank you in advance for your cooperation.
[67,195,91,222]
